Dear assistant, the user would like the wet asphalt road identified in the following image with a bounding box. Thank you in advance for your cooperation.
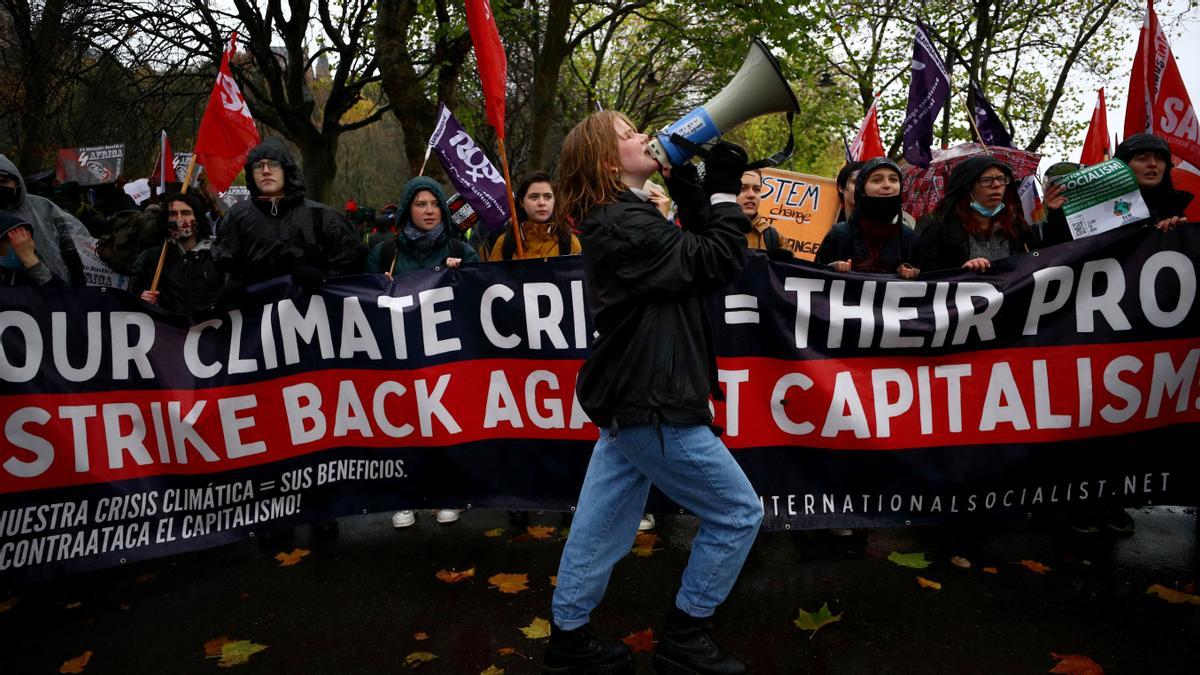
[3,507,1199,674]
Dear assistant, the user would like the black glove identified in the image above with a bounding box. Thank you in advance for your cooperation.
[663,161,707,228]
[216,281,249,307]
[701,141,749,197]
[292,265,324,289]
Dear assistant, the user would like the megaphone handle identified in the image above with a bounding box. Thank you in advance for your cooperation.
[746,111,795,170]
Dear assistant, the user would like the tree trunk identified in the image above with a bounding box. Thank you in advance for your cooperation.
[299,136,339,205]
[526,0,572,172]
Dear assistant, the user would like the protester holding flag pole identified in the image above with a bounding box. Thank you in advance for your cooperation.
[464,0,523,259]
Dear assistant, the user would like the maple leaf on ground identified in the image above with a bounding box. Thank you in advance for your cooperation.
[527,526,556,540]
[0,597,18,613]
[622,628,655,653]
[521,617,552,639]
[631,532,661,557]
[1017,560,1052,574]
[794,603,842,639]
[59,651,93,674]
[480,666,505,675]
[413,632,429,641]
[489,573,530,594]
[888,552,931,569]
[950,556,971,569]
[274,548,310,567]
[204,637,233,658]
[404,652,438,668]
[212,640,267,667]
[982,567,998,574]
[916,576,942,590]
[1049,652,1105,674]
[435,567,476,584]
[484,528,505,538]
[1147,584,1200,605]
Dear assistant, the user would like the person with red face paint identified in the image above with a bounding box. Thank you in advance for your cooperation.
[131,192,223,315]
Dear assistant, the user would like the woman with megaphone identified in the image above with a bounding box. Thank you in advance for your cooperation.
[541,110,761,675]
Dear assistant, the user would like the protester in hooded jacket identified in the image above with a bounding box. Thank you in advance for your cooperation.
[816,157,919,278]
[130,192,223,316]
[0,212,65,286]
[488,172,581,261]
[0,154,86,285]
[834,160,865,224]
[915,156,1036,273]
[214,140,366,289]
[367,176,479,277]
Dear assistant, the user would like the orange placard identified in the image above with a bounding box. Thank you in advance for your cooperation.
[756,168,840,261]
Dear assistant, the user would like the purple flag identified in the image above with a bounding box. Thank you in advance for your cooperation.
[902,21,951,168]
[970,81,1013,147]
[428,103,511,233]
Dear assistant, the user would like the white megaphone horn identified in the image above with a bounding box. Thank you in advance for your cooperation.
[647,38,800,169]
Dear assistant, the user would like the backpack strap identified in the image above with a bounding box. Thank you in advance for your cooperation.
[557,228,571,256]
[764,225,781,251]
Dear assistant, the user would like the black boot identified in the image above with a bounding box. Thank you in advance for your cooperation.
[653,607,748,675]
[543,623,635,674]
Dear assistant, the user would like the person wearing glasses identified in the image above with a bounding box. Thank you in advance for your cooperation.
[214,139,366,292]
[915,156,1035,273]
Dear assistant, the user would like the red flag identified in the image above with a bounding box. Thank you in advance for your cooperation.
[1152,48,1200,167]
[148,130,179,192]
[1079,89,1110,165]
[193,33,261,193]
[849,98,886,161]
[464,0,507,137]
[1124,1,1156,138]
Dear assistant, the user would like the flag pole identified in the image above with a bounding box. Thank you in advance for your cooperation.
[150,153,200,293]
[417,146,432,177]
[963,96,993,155]
[496,136,523,258]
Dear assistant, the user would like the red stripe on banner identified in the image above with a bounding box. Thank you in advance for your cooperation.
[1,339,1198,493]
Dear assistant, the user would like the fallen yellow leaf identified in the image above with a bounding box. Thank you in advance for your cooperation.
[59,651,93,674]
[916,576,942,590]
[497,647,518,656]
[480,666,505,675]
[404,651,438,668]
[484,528,506,538]
[1017,560,1052,574]
[549,576,557,587]
[489,572,530,594]
[0,597,18,613]
[204,637,233,658]
[1049,652,1105,674]
[527,526,557,540]
[520,617,551,639]
[413,632,429,641]
[213,640,267,667]
[1147,584,1200,605]
[982,567,998,574]
[274,548,310,567]
[950,556,971,569]
[632,532,660,557]
[435,567,476,583]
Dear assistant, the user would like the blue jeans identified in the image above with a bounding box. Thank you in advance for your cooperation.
[552,424,763,629]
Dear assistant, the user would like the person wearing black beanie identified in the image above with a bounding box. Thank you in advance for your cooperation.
[915,155,1035,273]
[815,157,919,278]
[1113,133,1193,230]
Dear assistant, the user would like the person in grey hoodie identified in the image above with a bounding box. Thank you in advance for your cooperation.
[0,154,86,285]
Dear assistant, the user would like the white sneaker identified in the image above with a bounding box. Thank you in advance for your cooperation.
[436,509,460,524]
[638,513,656,531]
[391,510,416,528]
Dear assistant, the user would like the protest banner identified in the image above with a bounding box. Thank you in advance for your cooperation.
[1053,159,1150,239]
[54,145,124,186]
[755,168,839,261]
[1,226,1198,581]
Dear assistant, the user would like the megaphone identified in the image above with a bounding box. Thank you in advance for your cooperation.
[647,38,800,169]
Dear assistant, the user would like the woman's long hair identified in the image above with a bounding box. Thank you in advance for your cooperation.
[557,110,634,228]
[503,172,573,259]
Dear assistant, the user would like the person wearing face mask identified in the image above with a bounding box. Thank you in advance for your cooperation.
[915,156,1035,273]
[815,157,919,278]
[0,212,64,286]
[488,172,581,261]
[130,192,223,315]
[0,155,87,285]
